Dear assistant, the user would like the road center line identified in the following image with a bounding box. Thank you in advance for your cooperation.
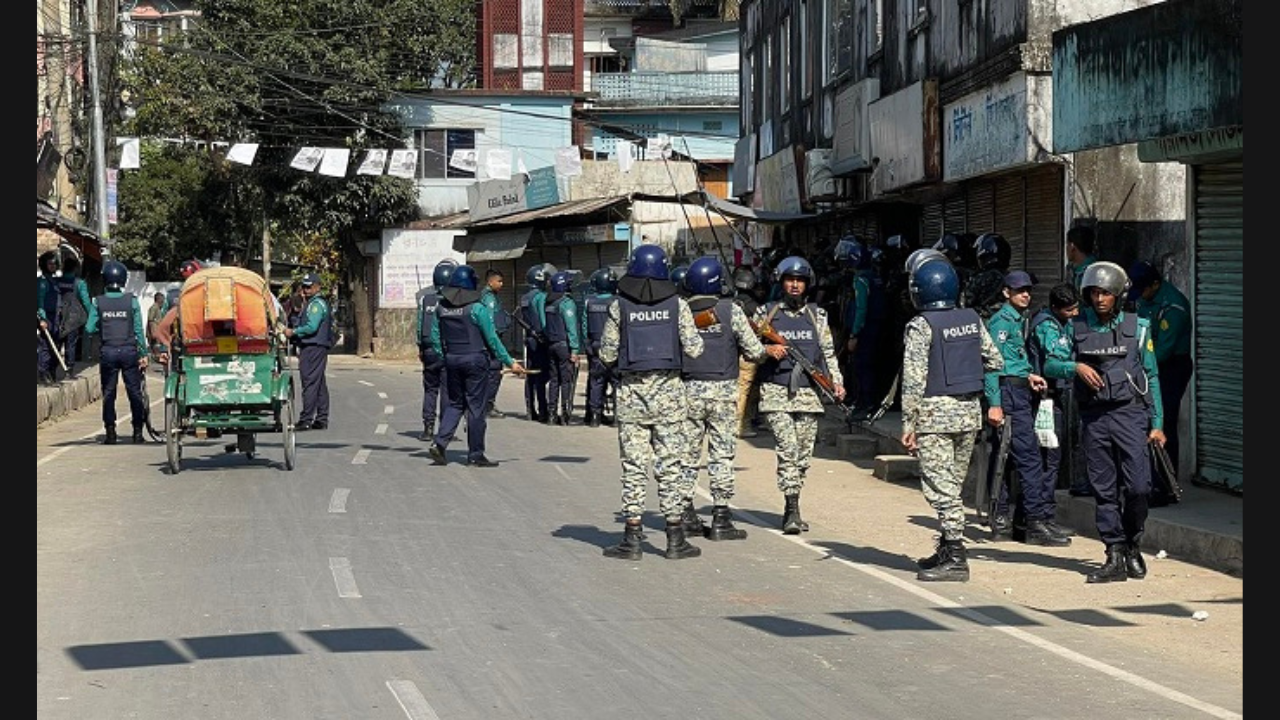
[352,448,372,465]
[386,680,442,720]
[328,488,350,513]
[329,557,361,598]
[374,423,388,435]
[554,464,572,480]
[384,405,395,415]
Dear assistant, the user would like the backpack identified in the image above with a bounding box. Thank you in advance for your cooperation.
[56,280,88,341]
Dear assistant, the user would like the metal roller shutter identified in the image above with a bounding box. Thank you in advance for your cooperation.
[1023,165,1066,309]
[944,195,967,235]
[966,182,996,234]
[922,202,944,245]
[1193,160,1244,492]
[994,174,1026,252]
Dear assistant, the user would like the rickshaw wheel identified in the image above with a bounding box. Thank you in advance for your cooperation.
[164,399,182,474]
[281,400,297,471]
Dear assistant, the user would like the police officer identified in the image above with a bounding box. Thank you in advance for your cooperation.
[669,263,691,297]
[833,237,886,411]
[1028,283,1083,496]
[415,260,455,441]
[480,268,511,418]
[282,272,333,431]
[84,261,151,444]
[1067,226,1098,291]
[599,243,705,560]
[963,233,1012,320]
[519,263,556,423]
[678,257,769,540]
[730,265,765,438]
[983,270,1072,546]
[581,267,618,427]
[933,233,975,295]
[752,256,844,535]
[1044,262,1164,583]
[900,259,1003,582]
[52,255,92,372]
[426,265,525,467]
[543,270,583,425]
[36,250,62,385]
[1128,260,1193,483]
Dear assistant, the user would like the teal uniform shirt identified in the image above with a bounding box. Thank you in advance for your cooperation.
[428,303,516,366]
[1072,255,1098,292]
[844,273,870,337]
[480,286,511,335]
[1042,307,1164,430]
[38,276,92,323]
[1134,281,1192,363]
[1029,311,1074,376]
[532,289,548,330]
[554,295,582,354]
[85,290,148,355]
[983,301,1035,407]
[293,296,331,339]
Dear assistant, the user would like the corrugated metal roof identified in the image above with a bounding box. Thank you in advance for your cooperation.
[466,195,630,228]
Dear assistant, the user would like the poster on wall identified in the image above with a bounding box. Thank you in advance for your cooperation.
[379,228,466,309]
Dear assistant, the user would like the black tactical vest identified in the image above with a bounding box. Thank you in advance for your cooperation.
[438,301,487,356]
[761,302,826,389]
[682,297,739,381]
[1071,312,1143,406]
[585,295,612,347]
[544,294,569,344]
[97,294,135,349]
[921,307,985,397]
[616,295,681,373]
[296,297,333,348]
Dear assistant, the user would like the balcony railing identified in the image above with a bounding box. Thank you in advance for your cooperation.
[590,71,739,107]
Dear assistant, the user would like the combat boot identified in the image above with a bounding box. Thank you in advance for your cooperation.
[781,494,809,534]
[1125,538,1147,580]
[427,442,448,466]
[703,505,748,541]
[680,499,705,534]
[663,521,702,559]
[1086,543,1130,584]
[989,513,1014,541]
[103,426,118,445]
[419,422,434,442]
[132,427,145,444]
[916,540,969,582]
[1025,519,1072,547]
[603,522,645,560]
[916,537,947,570]
[585,409,600,427]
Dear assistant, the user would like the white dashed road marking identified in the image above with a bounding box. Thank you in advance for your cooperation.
[329,557,361,598]
[352,448,372,465]
[328,488,350,513]
[386,680,441,720]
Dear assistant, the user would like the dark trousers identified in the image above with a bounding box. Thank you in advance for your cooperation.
[99,345,146,430]
[523,338,550,418]
[63,328,82,367]
[435,352,489,461]
[485,356,503,410]
[1158,354,1194,475]
[992,382,1055,522]
[546,342,577,419]
[1082,401,1152,545]
[421,352,448,427]
[298,344,330,425]
[37,332,58,379]
[585,353,615,412]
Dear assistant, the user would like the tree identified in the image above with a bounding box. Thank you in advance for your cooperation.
[117,0,478,353]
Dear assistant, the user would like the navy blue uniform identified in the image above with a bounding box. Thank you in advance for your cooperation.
[519,287,551,421]
[582,292,617,419]
[430,299,516,462]
[293,295,333,427]
[416,288,449,431]
[85,292,149,432]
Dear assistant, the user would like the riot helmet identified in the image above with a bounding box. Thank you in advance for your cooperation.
[932,233,965,265]
[626,244,670,281]
[549,270,572,294]
[103,260,129,291]
[973,233,1011,271]
[448,264,479,291]
[731,265,757,291]
[762,245,790,271]
[668,263,690,290]
[833,236,866,270]
[433,259,457,289]
[908,259,960,310]
[904,248,950,275]
[685,257,724,296]
[1080,261,1130,298]
[589,267,618,294]
[773,256,814,283]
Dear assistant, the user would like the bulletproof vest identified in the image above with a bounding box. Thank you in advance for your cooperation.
[97,293,135,349]
[543,295,569,344]
[921,307,985,397]
[733,294,759,318]
[519,289,543,333]
[860,271,888,324]
[437,301,487,356]
[1071,312,1143,406]
[296,297,334,348]
[585,294,612,346]
[964,269,1006,319]
[682,297,739,382]
[762,302,826,389]
[417,290,440,345]
[41,277,60,319]
[616,295,681,373]
[1028,309,1070,392]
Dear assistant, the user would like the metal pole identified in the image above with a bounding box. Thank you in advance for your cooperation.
[85,0,111,248]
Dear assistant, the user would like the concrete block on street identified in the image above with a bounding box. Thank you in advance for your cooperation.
[874,454,920,483]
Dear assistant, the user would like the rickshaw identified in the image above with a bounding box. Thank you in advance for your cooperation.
[162,266,297,473]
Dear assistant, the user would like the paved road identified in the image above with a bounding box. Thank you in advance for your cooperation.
[37,356,1243,719]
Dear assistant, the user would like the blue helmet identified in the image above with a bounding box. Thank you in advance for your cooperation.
[932,233,965,265]
[103,260,128,290]
[833,236,867,270]
[668,263,690,289]
[905,247,949,275]
[973,233,1011,271]
[773,256,814,283]
[589,267,618,294]
[448,264,479,290]
[549,270,572,293]
[433,259,457,289]
[685,257,724,296]
[526,262,558,290]
[627,243,669,281]
[909,259,960,310]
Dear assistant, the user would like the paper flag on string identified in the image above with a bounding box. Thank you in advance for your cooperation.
[486,149,512,180]
[616,140,635,173]
[653,133,673,159]
[449,149,478,173]
[227,143,259,165]
[554,146,582,178]
[117,137,140,169]
[516,149,528,176]
[387,149,417,179]
[290,147,324,172]
[318,148,350,177]
[356,149,387,175]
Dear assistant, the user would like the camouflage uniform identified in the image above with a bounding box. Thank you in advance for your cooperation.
[751,302,843,496]
[901,314,1004,539]
[599,296,704,522]
[681,301,768,505]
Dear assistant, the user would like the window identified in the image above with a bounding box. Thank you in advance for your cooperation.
[493,34,518,69]
[415,128,476,180]
[825,0,853,83]
[549,34,574,68]
[703,120,723,132]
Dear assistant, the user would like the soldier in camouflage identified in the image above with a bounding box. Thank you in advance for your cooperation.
[677,257,771,541]
[900,258,1004,582]
[752,256,844,535]
[599,244,705,560]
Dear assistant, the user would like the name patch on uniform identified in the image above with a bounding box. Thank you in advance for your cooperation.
[943,323,980,339]
[439,306,468,317]
[778,329,814,341]
[1095,345,1128,356]
[102,310,128,319]
[629,309,669,322]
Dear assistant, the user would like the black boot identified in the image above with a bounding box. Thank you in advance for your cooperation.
[1126,539,1147,580]
[703,505,748,541]
[916,537,946,570]
[427,442,447,466]
[419,422,434,442]
[1025,519,1072,546]
[990,513,1013,541]
[781,494,809,534]
[664,521,702,559]
[917,539,969,582]
[585,409,600,427]
[603,522,645,560]
[103,426,118,445]
[680,499,705,534]
[132,427,145,444]
[1086,543,1130,584]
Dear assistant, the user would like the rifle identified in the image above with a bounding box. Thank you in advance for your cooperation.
[978,419,1014,522]
[864,368,900,425]
[512,310,547,344]
[750,317,854,420]
[1150,439,1184,502]
[692,306,720,329]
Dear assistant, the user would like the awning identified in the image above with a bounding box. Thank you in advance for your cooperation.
[631,190,818,224]
[37,200,104,261]
[454,227,532,261]
[465,195,630,229]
